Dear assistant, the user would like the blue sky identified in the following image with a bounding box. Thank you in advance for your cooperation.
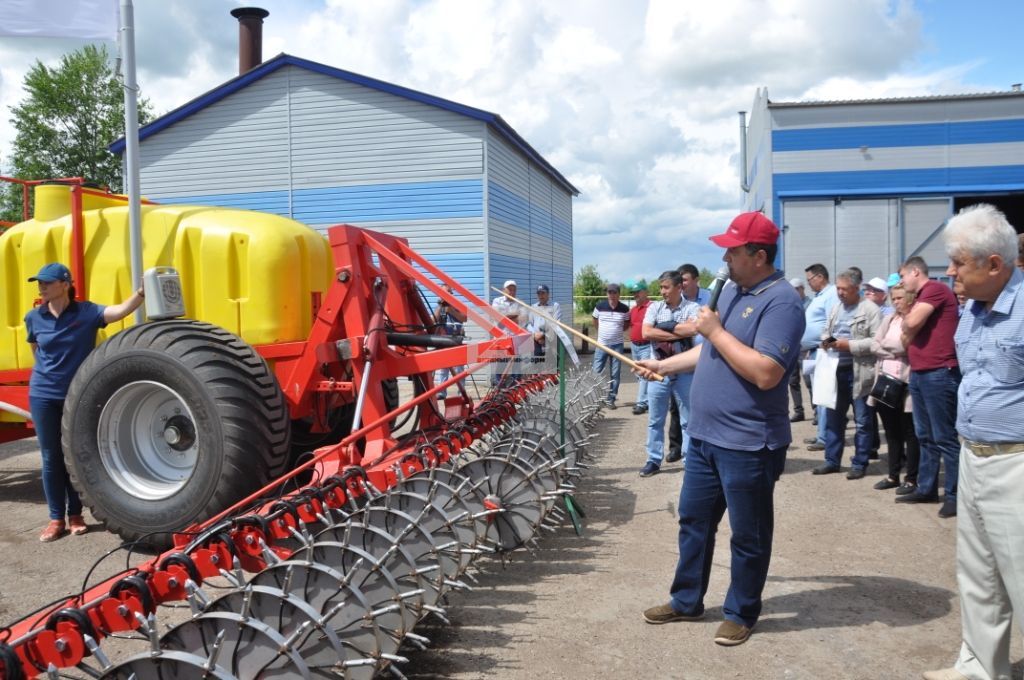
[0,0,1021,283]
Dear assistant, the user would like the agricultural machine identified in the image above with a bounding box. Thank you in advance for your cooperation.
[0,179,609,678]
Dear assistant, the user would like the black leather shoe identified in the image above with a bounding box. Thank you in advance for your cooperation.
[790,414,805,423]
[938,499,957,518]
[867,450,879,460]
[895,492,940,504]
[873,477,900,490]
[812,464,841,475]
[895,482,917,495]
[665,451,683,464]
[846,468,866,480]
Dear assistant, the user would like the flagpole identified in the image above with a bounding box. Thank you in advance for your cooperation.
[120,0,144,323]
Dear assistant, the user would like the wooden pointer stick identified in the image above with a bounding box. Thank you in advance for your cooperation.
[489,286,667,382]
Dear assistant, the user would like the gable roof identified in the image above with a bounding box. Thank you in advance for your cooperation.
[110,53,578,195]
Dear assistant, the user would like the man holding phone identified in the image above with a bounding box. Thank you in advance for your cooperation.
[813,269,882,478]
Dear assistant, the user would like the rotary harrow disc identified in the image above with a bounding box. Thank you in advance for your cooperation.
[295,540,415,646]
[160,611,313,679]
[314,522,429,622]
[251,560,390,677]
[201,585,348,677]
[455,455,547,552]
[100,649,239,679]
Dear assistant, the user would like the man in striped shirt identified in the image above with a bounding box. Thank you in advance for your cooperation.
[592,283,630,409]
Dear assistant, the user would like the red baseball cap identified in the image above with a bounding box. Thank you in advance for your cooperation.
[709,212,780,248]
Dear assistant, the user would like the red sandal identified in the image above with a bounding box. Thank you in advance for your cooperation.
[68,515,89,536]
[39,520,67,543]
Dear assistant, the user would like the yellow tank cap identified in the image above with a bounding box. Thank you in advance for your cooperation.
[33,184,71,222]
[33,184,130,222]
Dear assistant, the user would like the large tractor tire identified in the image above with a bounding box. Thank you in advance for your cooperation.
[62,320,291,546]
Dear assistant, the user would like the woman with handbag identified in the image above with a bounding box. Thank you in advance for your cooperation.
[868,282,920,493]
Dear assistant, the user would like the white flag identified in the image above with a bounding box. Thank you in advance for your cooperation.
[0,0,118,40]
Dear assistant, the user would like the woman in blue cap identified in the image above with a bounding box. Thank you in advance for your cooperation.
[25,262,145,542]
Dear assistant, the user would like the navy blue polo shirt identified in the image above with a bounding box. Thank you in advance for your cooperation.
[25,301,107,400]
[687,271,806,451]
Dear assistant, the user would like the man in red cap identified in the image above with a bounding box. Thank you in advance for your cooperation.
[637,211,805,646]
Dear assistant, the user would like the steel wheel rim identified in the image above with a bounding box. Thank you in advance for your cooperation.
[96,380,199,499]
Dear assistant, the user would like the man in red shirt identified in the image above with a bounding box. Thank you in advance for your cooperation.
[628,280,652,415]
[896,255,961,518]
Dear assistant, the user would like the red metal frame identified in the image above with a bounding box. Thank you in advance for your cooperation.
[0,181,554,677]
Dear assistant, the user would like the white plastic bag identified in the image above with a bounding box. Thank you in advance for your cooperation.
[812,349,839,410]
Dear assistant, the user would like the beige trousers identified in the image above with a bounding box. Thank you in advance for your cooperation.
[954,444,1024,680]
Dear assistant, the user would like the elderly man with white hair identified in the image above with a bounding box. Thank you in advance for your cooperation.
[922,204,1024,680]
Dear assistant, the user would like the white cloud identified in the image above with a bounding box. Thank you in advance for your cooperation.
[0,0,1002,282]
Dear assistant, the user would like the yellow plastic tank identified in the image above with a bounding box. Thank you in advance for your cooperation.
[1,184,335,379]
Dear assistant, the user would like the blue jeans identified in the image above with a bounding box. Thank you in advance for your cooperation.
[434,366,465,398]
[909,367,961,501]
[30,397,83,521]
[645,372,693,465]
[632,343,653,407]
[824,366,873,471]
[592,342,623,403]
[670,438,786,628]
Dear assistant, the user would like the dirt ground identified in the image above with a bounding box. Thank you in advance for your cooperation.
[1,372,1022,679]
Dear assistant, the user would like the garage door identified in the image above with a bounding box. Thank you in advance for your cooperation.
[902,198,953,275]
[781,200,835,278]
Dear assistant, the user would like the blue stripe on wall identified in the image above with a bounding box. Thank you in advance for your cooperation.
[158,191,292,214]
[157,179,483,223]
[772,118,1024,152]
[413,252,486,299]
[489,182,572,246]
[774,164,1024,193]
[489,252,573,306]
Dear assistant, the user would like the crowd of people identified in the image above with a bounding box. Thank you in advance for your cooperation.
[621,205,1024,680]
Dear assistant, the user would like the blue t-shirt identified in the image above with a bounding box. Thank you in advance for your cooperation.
[687,271,806,451]
[25,300,107,400]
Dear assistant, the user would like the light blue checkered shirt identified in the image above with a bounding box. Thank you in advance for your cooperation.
[955,268,1024,443]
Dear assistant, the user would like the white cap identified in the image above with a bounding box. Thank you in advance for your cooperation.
[503,279,517,288]
[788,277,804,289]
[865,277,888,292]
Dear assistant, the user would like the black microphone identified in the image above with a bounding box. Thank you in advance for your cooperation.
[707,267,730,312]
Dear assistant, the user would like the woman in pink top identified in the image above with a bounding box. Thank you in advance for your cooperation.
[869,283,919,494]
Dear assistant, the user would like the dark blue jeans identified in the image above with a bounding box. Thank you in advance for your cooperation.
[670,438,786,628]
[909,367,961,501]
[824,366,873,471]
[30,397,82,521]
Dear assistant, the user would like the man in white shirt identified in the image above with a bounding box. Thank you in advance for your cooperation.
[592,283,630,408]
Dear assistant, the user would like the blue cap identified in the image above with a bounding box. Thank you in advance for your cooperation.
[536,284,550,293]
[886,273,901,288]
[28,262,72,283]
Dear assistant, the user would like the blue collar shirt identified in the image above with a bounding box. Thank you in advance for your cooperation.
[955,268,1024,443]
[801,283,839,350]
[688,271,806,451]
[25,300,107,400]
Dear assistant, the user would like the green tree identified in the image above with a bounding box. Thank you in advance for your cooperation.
[699,267,715,289]
[2,45,153,222]
[573,264,606,316]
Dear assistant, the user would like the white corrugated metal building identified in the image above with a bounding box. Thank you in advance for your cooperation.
[741,87,1024,280]
[111,53,577,323]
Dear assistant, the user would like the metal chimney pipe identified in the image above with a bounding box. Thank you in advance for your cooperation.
[230,7,269,75]
[738,111,750,193]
